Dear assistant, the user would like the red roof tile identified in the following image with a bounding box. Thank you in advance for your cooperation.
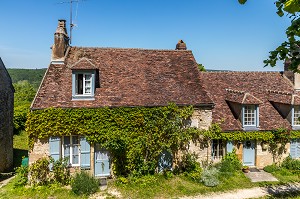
[200,72,294,131]
[32,47,213,109]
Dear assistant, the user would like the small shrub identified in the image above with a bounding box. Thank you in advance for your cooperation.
[71,171,99,195]
[264,164,280,173]
[29,157,50,186]
[50,157,70,185]
[162,170,174,179]
[14,165,29,187]
[201,167,219,187]
[180,152,201,173]
[219,150,242,173]
[281,156,300,171]
[186,167,203,182]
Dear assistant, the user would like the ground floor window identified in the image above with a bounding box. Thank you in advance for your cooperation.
[49,136,90,168]
[63,135,80,166]
[212,139,225,160]
[211,140,234,160]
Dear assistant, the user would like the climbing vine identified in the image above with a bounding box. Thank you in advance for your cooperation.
[26,104,300,176]
[26,103,194,176]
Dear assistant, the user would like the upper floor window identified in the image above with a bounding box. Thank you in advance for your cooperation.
[72,71,95,99]
[293,106,300,126]
[242,105,259,130]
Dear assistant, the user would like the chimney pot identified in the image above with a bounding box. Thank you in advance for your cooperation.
[176,40,187,50]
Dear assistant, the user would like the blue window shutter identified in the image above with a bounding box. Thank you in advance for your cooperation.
[49,136,61,161]
[226,141,233,153]
[80,137,91,169]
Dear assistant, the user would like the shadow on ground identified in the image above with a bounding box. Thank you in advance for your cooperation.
[13,148,28,168]
[267,183,300,198]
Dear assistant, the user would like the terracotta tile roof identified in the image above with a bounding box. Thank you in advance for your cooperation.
[31,47,213,109]
[200,71,294,131]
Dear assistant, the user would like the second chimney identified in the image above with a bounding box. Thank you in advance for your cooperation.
[176,40,187,50]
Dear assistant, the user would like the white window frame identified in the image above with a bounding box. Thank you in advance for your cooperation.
[72,70,95,99]
[62,135,80,167]
[211,139,225,161]
[293,105,300,127]
[242,105,259,127]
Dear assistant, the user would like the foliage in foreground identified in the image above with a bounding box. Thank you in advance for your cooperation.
[71,171,99,196]
[239,0,300,72]
[264,156,300,183]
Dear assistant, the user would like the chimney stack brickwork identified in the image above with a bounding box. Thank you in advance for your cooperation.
[51,19,69,63]
[176,40,187,50]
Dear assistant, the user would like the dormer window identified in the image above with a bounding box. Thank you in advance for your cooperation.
[242,105,259,130]
[293,106,300,128]
[72,70,95,100]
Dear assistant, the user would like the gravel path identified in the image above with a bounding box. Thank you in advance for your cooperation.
[179,183,300,199]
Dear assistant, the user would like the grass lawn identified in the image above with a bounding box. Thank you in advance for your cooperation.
[113,172,256,199]
[0,179,85,199]
[13,130,29,168]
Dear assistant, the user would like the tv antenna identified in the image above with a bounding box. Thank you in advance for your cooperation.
[57,0,87,44]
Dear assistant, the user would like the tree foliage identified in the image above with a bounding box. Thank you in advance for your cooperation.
[198,64,206,72]
[239,0,300,71]
[13,80,37,134]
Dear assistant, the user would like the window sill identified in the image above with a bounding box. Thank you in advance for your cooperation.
[292,126,300,130]
[72,95,95,101]
[243,126,259,131]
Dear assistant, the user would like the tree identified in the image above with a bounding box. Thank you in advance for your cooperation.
[198,63,206,71]
[239,0,300,72]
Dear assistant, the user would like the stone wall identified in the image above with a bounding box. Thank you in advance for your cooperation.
[186,108,213,163]
[0,58,14,172]
[29,138,50,165]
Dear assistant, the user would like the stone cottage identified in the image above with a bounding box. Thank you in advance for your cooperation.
[198,69,300,168]
[28,20,214,176]
[0,57,14,172]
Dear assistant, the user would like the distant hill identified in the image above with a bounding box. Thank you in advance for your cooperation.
[7,68,46,89]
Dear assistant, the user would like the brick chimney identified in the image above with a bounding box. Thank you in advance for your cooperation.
[51,19,69,63]
[176,40,187,50]
[283,59,300,90]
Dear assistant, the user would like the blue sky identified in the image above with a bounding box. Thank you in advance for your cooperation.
[0,0,291,71]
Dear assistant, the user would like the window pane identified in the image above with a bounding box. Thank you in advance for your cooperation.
[294,106,300,125]
[64,136,70,164]
[72,145,79,164]
[76,74,83,94]
[244,105,256,126]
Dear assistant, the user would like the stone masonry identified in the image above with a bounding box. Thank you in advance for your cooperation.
[0,58,14,172]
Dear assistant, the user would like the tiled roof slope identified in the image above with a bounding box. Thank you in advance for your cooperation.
[32,47,213,109]
[199,72,294,131]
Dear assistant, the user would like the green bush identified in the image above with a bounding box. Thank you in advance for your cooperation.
[201,167,219,187]
[71,171,99,195]
[14,165,28,187]
[219,150,242,173]
[50,157,70,185]
[180,152,201,173]
[186,167,203,182]
[29,157,50,186]
[263,164,280,173]
[281,156,300,171]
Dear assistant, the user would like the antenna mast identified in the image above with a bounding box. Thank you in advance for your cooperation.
[58,0,86,44]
